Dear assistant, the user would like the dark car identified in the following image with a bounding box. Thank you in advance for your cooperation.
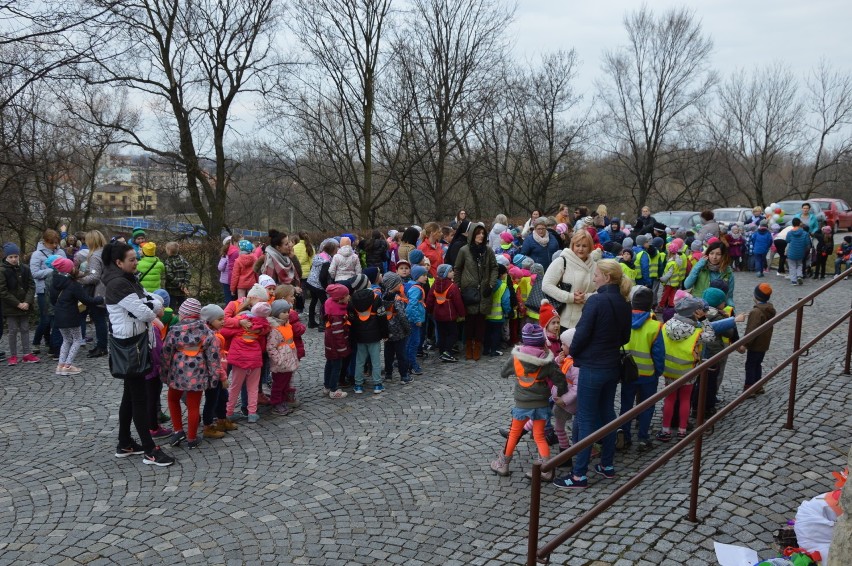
[809,198,852,233]
[652,211,702,232]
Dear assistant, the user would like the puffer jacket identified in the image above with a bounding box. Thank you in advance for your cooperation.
[292,240,314,276]
[417,240,444,277]
[266,319,300,373]
[219,314,270,369]
[136,254,165,293]
[102,264,158,339]
[328,246,361,282]
[323,298,351,360]
[289,309,306,359]
[160,319,222,390]
[501,346,567,409]
[349,289,388,343]
[541,249,597,330]
[425,277,465,322]
[487,223,508,251]
[785,227,811,261]
[365,238,388,268]
[750,228,773,255]
[29,241,66,294]
[664,315,716,346]
[307,252,333,289]
[0,260,35,317]
[382,291,411,341]
[230,253,259,292]
[50,273,104,329]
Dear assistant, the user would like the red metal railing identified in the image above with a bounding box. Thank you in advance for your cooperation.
[527,266,852,565]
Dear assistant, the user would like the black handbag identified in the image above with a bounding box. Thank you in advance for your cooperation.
[108,331,152,379]
[619,346,640,384]
[461,287,481,306]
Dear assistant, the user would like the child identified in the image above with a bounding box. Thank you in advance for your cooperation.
[163,241,191,309]
[659,240,686,310]
[618,286,664,451]
[323,284,351,398]
[266,300,301,414]
[160,298,223,448]
[490,324,567,479]
[200,304,233,439]
[483,264,510,357]
[329,236,361,282]
[0,242,39,365]
[405,266,428,375]
[835,236,852,278]
[348,283,388,394]
[363,266,383,296]
[523,263,545,327]
[426,264,465,362]
[147,296,173,439]
[273,284,306,406]
[750,221,773,277]
[656,296,717,441]
[381,273,412,383]
[814,226,833,280]
[551,328,579,453]
[395,258,411,283]
[692,287,739,417]
[222,300,271,423]
[726,225,745,271]
[741,283,776,396]
[538,299,561,357]
[634,235,653,287]
[231,240,259,298]
[618,248,639,284]
[137,242,165,293]
[49,257,104,375]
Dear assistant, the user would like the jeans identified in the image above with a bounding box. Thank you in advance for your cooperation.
[33,293,51,346]
[788,259,803,282]
[407,324,422,372]
[745,350,765,389]
[619,379,657,441]
[573,365,620,477]
[754,253,766,275]
[384,338,409,380]
[90,306,108,351]
[222,283,233,304]
[118,375,155,452]
[324,358,343,391]
[203,383,228,425]
[355,342,382,386]
[483,320,503,354]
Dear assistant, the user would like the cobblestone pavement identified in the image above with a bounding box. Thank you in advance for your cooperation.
[1,264,850,565]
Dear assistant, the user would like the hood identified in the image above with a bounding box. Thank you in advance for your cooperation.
[490,223,508,236]
[432,277,453,292]
[36,241,53,254]
[101,264,127,288]
[754,302,776,318]
[562,249,595,271]
[338,245,354,257]
[53,274,72,291]
[511,345,555,367]
[351,288,377,312]
[664,316,699,341]
[173,320,208,347]
[631,311,653,329]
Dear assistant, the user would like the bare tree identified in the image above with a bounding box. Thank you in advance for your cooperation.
[598,6,716,211]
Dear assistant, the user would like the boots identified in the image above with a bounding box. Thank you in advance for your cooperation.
[216,418,238,431]
[490,453,512,476]
[465,339,473,360]
[203,424,225,439]
[286,392,301,409]
[472,340,482,361]
[524,457,554,481]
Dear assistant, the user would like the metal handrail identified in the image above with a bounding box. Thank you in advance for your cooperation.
[527,265,852,565]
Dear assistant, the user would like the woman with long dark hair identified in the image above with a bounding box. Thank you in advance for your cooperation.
[453,222,498,360]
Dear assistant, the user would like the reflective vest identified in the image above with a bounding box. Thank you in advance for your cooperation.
[665,256,687,288]
[560,356,574,375]
[720,306,734,346]
[275,324,295,350]
[355,306,376,322]
[486,279,507,321]
[625,317,662,377]
[178,343,202,357]
[636,250,660,279]
[514,358,543,388]
[662,328,702,379]
[517,276,532,305]
[214,332,228,360]
[620,261,639,282]
[404,283,425,307]
[434,288,449,305]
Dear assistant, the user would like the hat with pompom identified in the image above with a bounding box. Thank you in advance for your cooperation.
[538,299,558,330]
[178,298,202,319]
[521,323,545,347]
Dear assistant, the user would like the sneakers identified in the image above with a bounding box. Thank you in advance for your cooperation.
[7,356,17,366]
[552,475,588,489]
[411,367,423,376]
[150,426,173,439]
[202,425,225,439]
[401,376,412,385]
[230,409,248,421]
[31,346,41,355]
[637,439,653,452]
[87,348,107,358]
[115,441,145,458]
[499,427,528,440]
[655,431,672,442]
[322,387,330,396]
[373,384,384,394]
[187,438,201,449]
[594,464,616,479]
[143,447,176,467]
[169,430,187,447]
[439,352,458,363]
[55,364,65,375]
[329,389,348,399]
[62,365,82,375]
[353,385,364,394]
[272,403,292,416]
[797,277,804,285]
[247,413,259,424]
[22,353,40,363]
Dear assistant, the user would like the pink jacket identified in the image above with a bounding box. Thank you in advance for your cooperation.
[552,360,578,415]
[220,314,270,369]
[230,254,259,292]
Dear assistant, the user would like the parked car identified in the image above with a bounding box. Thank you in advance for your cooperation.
[652,211,702,232]
[809,198,852,233]
[713,207,753,228]
[775,200,826,229]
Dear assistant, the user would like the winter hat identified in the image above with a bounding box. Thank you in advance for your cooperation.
[610,217,621,227]
[582,216,594,226]
[45,254,61,269]
[222,236,232,246]
[495,254,510,267]
[131,228,146,239]
[844,235,852,244]
[247,284,268,302]
[770,223,781,232]
[500,231,514,243]
[395,258,411,268]
[668,238,685,253]
[251,301,271,317]
[674,289,692,304]
[822,225,833,234]
[530,263,544,276]
[382,272,402,293]
[258,274,276,289]
[623,237,634,249]
[508,266,522,279]
[153,289,171,308]
[705,236,720,246]
[339,236,352,247]
[141,242,157,257]
[512,254,527,267]
[200,304,224,322]
[560,328,576,348]
[238,240,254,254]
[178,298,202,319]
[436,264,452,279]
[53,257,74,274]
[539,299,558,330]
[690,240,703,252]
[408,249,425,265]
[342,233,356,243]
[551,250,563,262]
[758,221,769,228]
[521,257,534,270]
[411,265,427,281]
[555,223,568,235]
[675,296,705,318]
[709,279,729,294]
[2,242,20,256]
[387,229,398,239]
[651,237,665,250]
[630,286,654,312]
[363,267,380,284]
[521,323,546,347]
[702,287,727,309]
[636,235,649,247]
[754,283,773,303]
[326,283,349,302]
[270,299,291,318]
[349,274,370,292]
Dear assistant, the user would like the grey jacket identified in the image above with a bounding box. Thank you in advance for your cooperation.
[77,248,106,308]
[29,241,67,294]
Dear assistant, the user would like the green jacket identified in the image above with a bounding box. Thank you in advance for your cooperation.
[501,347,567,409]
[453,244,498,316]
[137,255,165,293]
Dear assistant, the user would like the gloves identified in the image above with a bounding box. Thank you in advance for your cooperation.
[482,284,493,298]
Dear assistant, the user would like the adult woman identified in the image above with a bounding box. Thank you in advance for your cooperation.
[260,229,300,286]
[450,209,467,229]
[398,227,420,262]
[365,230,389,271]
[292,231,315,277]
[555,204,571,226]
[29,229,66,354]
[695,210,720,244]
[520,219,561,271]
[305,238,338,329]
[595,205,609,227]
[684,240,735,306]
[795,202,819,236]
[541,230,600,330]
[453,222,498,360]
[78,230,108,358]
[633,206,656,237]
[552,259,632,489]
[102,242,175,466]
[488,214,509,250]
[521,210,541,238]
[444,219,470,267]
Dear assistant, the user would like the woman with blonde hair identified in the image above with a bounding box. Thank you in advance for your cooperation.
[78,230,109,357]
[596,205,609,227]
[552,258,632,489]
[541,229,600,330]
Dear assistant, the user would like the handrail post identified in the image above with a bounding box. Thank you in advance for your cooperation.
[688,367,708,522]
[785,303,805,430]
[845,304,852,375]
[528,461,542,566]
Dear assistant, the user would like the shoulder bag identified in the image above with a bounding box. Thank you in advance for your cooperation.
[543,256,572,313]
[604,296,638,384]
[108,330,152,379]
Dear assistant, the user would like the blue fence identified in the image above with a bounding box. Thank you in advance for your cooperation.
[94,217,267,239]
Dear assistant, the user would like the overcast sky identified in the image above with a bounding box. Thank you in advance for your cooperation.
[510,0,851,97]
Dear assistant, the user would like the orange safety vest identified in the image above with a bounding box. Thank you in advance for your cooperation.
[434,288,449,305]
[275,324,295,349]
[560,357,573,375]
[514,358,543,388]
[406,283,426,307]
[178,343,203,357]
[355,307,375,322]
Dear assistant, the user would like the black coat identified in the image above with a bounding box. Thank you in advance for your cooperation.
[570,284,632,369]
[365,238,388,268]
[348,289,388,343]
[50,274,104,329]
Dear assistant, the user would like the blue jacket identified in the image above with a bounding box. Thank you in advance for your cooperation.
[631,311,665,382]
[794,213,819,236]
[570,284,632,369]
[750,229,773,255]
[404,281,426,324]
[520,232,561,271]
[785,228,811,261]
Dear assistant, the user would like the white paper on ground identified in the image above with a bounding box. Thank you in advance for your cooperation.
[713,541,760,566]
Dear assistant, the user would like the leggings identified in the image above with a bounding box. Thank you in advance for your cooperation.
[118,375,155,452]
[203,383,228,426]
[168,388,203,440]
[146,378,164,429]
[662,382,694,432]
[464,313,486,343]
[505,418,549,459]
[58,327,84,366]
[305,283,326,325]
[227,367,261,416]
[6,317,31,357]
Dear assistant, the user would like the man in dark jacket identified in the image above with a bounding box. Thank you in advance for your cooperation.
[349,287,389,394]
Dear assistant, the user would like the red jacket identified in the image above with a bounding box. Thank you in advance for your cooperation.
[425,277,465,322]
[220,314,270,369]
[324,298,351,360]
[288,309,306,359]
[417,240,444,277]
[230,254,259,293]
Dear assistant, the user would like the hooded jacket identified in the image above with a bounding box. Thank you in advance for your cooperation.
[487,223,508,251]
[136,253,165,293]
[29,241,66,294]
[785,227,811,261]
[329,245,362,282]
[750,227,773,255]
[417,239,444,277]
[501,346,567,409]
[453,235,498,316]
[348,288,388,343]
[425,277,465,322]
[382,287,411,341]
[230,253,259,292]
[323,297,351,360]
[743,302,776,352]
[219,314,270,369]
[50,273,104,329]
[365,238,388,268]
[102,264,158,339]
[520,230,561,271]
[630,311,666,381]
[160,319,222,390]
[0,259,35,317]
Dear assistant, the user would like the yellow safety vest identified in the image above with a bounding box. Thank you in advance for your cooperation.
[625,317,662,377]
[665,257,686,288]
[486,279,507,321]
[620,261,639,283]
[720,306,734,346]
[662,328,702,379]
[636,250,661,279]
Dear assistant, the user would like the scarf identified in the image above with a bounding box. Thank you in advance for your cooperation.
[469,241,487,261]
[263,246,296,285]
[532,231,550,247]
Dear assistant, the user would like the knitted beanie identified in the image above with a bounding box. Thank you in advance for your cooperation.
[382,273,402,293]
[199,304,224,322]
[349,274,370,292]
[270,299,291,318]
[258,274,276,288]
[495,254,510,266]
[709,279,729,294]
[2,242,20,256]
[51,257,74,274]
[500,231,514,243]
[247,284,268,302]
[636,235,649,247]
[363,266,380,284]
[238,240,254,254]
[622,237,634,249]
[512,254,527,267]
[538,299,558,329]
[560,328,576,348]
[630,286,654,312]
[131,228,146,239]
[178,298,202,319]
[674,289,692,304]
[702,287,727,309]
[251,302,271,317]
[326,283,349,302]
[651,237,665,250]
[141,242,157,257]
[45,254,60,269]
[153,289,171,308]
[556,223,568,235]
[754,283,773,303]
[411,265,427,281]
[408,249,425,265]
[690,240,703,252]
[675,296,705,317]
[667,238,684,253]
[436,264,452,279]
[521,323,545,346]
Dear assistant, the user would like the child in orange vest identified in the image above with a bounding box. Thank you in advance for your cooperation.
[266,300,301,415]
[425,264,465,363]
[200,304,234,438]
[274,284,306,406]
[221,301,271,423]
